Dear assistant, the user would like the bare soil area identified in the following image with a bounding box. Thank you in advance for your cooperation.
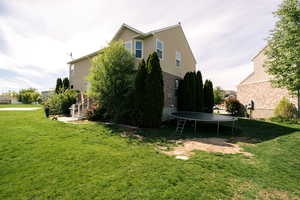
[160,137,253,157]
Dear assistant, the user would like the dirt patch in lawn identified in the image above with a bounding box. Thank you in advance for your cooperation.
[258,189,298,200]
[121,132,144,140]
[160,137,253,158]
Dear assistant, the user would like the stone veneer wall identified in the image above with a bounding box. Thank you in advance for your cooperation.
[237,81,297,119]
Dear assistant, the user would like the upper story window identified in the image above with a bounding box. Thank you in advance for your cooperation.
[156,39,164,59]
[134,40,143,58]
[176,51,181,67]
[124,41,132,53]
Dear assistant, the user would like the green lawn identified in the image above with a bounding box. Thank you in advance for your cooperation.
[0,104,41,108]
[0,106,300,199]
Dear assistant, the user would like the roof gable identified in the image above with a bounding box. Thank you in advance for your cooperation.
[68,23,196,64]
[112,23,144,41]
[152,24,197,64]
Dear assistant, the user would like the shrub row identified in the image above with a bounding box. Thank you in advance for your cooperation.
[177,71,214,113]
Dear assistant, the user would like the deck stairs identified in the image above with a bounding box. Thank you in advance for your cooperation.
[70,92,90,119]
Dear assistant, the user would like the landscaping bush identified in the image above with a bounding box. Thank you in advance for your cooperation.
[225,98,246,117]
[62,77,70,91]
[203,80,214,113]
[17,88,40,104]
[86,104,107,121]
[55,77,70,93]
[144,52,164,128]
[55,78,63,94]
[45,89,77,115]
[44,106,50,117]
[134,60,147,126]
[272,97,297,121]
[87,41,135,122]
[195,71,204,111]
[178,71,204,112]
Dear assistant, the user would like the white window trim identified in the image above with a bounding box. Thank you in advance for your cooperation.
[156,39,164,60]
[134,40,143,59]
[175,51,181,67]
[124,40,133,54]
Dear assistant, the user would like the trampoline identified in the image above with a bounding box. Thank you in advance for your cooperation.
[171,111,238,135]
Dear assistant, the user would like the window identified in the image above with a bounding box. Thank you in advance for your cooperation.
[156,39,164,59]
[176,51,181,67]
[175,79,179,89]
[134,40,143,58]
[124,41,132,53]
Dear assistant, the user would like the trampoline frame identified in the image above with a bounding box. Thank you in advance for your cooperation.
[171,111,238,135]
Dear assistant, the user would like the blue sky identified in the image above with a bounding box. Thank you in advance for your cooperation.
[0,0,281,92]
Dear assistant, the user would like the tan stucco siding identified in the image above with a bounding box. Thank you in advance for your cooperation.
[241,49,270,85]
[237,47,298,118]
[153,26,196,78]
[69,58,91,91]
[115,28,138,42]
[115,28,154,67]
[141,37,155,61]
[237,81,297,118]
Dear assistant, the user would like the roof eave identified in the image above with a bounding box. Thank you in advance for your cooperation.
[67,49,103,64]
[112,23,144,41]
[251,46,267,61]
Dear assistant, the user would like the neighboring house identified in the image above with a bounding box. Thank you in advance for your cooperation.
[68,23,196,119]
[41,90,54,98]
[237,47,297,118]
[0,96,11,104]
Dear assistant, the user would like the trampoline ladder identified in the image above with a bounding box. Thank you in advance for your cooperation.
[175,119,187,135]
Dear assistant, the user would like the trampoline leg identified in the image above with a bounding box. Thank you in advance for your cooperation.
[217,121,220,136]
[232,120,235,135]
[194,121,197,134]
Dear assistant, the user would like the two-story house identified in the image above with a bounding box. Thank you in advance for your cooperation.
[68,23,197,119]
[237,47,297,118]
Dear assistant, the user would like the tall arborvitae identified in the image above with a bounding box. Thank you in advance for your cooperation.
[55,78,63,94]
[178,71,205,112]
[145,52,164,128]
[190,72,197,111]
[203,80,214,113]
[62,77,70,91]
[135,59,147,126]
[196,71,204,111]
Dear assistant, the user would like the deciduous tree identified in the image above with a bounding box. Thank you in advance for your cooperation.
[265,0,300,115]
[87,41,135,122]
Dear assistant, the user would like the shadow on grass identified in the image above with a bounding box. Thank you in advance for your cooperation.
[103,118,299,145]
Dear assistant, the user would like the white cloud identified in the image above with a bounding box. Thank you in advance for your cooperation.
[0,0,282,91]
[202,63,253,90]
